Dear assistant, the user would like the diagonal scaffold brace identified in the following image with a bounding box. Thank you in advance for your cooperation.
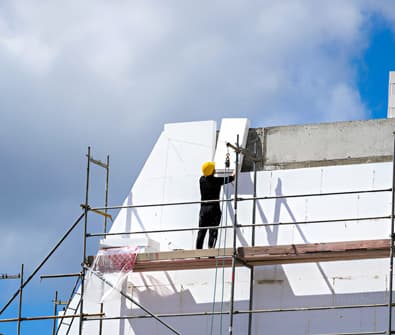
[85,266,181,335]
[0,213,85,316]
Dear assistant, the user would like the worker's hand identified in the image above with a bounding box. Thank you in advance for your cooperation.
[232,170,236,177]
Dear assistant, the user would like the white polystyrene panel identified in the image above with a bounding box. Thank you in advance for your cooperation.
[282,259,388,297]
[213,118,250,175]
[109,121,217,249]
[99,237,159,252]
[248,163,392,246]
[131,268,251,304]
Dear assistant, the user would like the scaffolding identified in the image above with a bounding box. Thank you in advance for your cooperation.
[1,135,395,335]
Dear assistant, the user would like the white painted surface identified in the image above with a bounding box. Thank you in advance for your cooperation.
[99,237,159,252]
[108,120,217,251]
[214,118,250,175]
[64,119,393,334]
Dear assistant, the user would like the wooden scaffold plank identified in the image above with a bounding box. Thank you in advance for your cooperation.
[93,239,390,272]
[237,239,390,266]
[133,248,233,272]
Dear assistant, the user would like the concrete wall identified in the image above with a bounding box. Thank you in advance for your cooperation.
[243,118,395,171]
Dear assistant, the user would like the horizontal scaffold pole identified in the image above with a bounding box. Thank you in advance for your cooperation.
[312,331,385,335]
[84,301,395,321]
[0,274,20,280]
[0,312,104,323]
[40,273,82,280]
[87,215,391,238]
[89,188,391,212]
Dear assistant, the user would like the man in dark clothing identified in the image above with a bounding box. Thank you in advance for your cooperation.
[196,161,235,249]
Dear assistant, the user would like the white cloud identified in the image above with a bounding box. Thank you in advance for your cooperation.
[0,34,56,74]
[0,0,378,133]
[1,2,395,312]
[1,1,389,191]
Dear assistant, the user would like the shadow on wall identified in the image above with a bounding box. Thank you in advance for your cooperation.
[236,174,285,246]
[114,265,389,335]
[237,175,336,294]
[125,192,149,238]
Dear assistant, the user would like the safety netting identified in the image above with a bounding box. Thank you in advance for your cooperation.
[85,246,139,303]
[93,246,138,273]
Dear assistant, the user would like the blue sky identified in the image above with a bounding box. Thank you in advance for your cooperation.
[1,1,395,334]
[357,16,395,119]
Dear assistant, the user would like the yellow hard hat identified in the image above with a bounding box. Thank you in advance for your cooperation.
[202,161,215,176]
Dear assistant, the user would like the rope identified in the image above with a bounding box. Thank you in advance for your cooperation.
[220,176,231,334]
[209,176,227,335]
[218,180,229,334]
[220,152,232,334]
[209,161,232,335]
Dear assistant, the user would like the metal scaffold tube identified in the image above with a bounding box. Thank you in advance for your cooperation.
[239,215,391,228]
[89,188,391,212]
[315,332,385,335]
[86,267,181,335]
[229,135,240,335]
[40,273,81,280]
[388,133,395,335]
[86,215,391,238]
[0,213,85,316]
[100,155,109,335]
[80,146,91,335]
[17,264,23,335]
[55,275,82,335]
[83,301,395,321]
[248,142,258,335]
[52,291,58,335]
[104,154,110,234]
[0,313,104,323]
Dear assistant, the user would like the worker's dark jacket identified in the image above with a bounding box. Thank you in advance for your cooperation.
[200,175,235,206]
[199,174,235,226]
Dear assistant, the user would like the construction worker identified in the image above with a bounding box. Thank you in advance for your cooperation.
[196,161,235,249]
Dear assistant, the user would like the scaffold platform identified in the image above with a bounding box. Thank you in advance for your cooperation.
[132,239,390,272]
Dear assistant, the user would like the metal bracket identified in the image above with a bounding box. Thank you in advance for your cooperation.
[87,156,108,169]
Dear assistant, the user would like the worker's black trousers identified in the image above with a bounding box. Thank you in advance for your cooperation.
[196,204,221,249]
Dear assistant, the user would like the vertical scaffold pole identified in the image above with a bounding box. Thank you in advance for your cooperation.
[80,146,91,335]
[389,134,395,334]
[52,291,58,335]
[248,142,258,335]
[104,155,110,235]
[389,133,395,335]
[229,135,240,335]
[17,264,24,335]
[98,302,104,335]
[99,154,109,335]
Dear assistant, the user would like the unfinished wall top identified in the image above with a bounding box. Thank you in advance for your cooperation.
[243,118,395,171]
